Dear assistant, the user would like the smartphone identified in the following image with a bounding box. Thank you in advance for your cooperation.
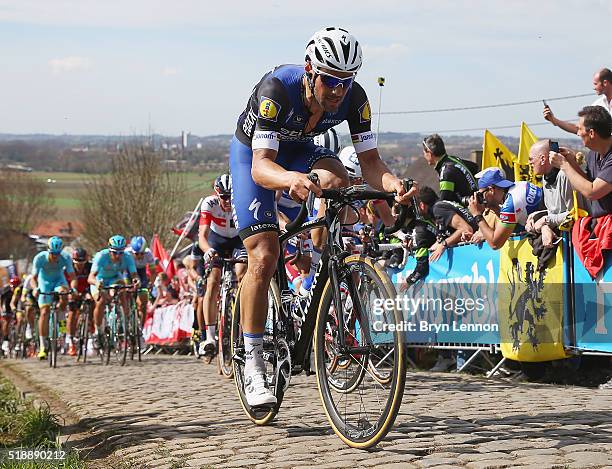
[550,141,559,153]
[542,99,548,107]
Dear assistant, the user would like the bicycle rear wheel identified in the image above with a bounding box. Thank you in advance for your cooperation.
[231,280,286,425]
[218,287,235,378]
[314,255,406,448]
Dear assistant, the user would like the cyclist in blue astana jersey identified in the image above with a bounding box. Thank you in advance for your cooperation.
[126,235,158,326]
[30,236,78,359]
[88,235,140,341]
[229,27,416,407]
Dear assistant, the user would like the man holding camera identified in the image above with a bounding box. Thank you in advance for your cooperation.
[468,168,543,250]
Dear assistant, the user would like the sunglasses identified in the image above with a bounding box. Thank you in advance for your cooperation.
[110,250,124,255]
[219,194,231,201]
[317,70,354,89]
[422,139,433,153]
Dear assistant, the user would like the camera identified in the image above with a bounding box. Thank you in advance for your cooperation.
[550,140,559,153]
[460,191,485,207]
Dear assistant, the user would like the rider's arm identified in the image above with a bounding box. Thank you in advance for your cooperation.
[87,270,98,286]
[67,271,78,290]
[198,223,213,253]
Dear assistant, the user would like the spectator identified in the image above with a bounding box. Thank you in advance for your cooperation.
[431,200,478,261]
[468,168,544,250]
[525,139,575,247]
[544,67,612,134]
[404,186,439,285]
[153,273,179,308]
[422,133,478,204]
[549,106,612,218]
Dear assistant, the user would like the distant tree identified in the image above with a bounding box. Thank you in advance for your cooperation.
[0,170,56,232]
[81,146,186,250]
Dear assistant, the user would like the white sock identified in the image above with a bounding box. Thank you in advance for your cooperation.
[205,325,216,343]
[66,334,72,343]
[94,325,99,335]
[39,336,47,349]
[243,332,264,376]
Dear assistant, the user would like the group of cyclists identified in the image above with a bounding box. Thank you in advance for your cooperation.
[0,233,158,361]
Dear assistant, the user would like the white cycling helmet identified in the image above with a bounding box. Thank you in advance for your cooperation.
[313,128,341,154]
[305,27,362,75]
[339,146,362,178]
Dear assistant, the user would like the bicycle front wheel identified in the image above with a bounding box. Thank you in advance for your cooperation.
[218,287,235,378]
[49,309,58,368]
[113,306,128,366]
[314,255,406,448]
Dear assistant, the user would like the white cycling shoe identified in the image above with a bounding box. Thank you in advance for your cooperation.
[244,371,277,408]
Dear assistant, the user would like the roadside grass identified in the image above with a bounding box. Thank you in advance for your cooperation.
[0,378,85,468]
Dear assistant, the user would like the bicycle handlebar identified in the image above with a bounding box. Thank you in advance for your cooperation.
[285,173,320,232]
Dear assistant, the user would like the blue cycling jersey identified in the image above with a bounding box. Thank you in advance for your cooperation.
[91,249,137,281]
[499,181,543,227]
[32,251,74,282]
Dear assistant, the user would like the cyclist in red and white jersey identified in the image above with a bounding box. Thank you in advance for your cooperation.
[198,174,247,359]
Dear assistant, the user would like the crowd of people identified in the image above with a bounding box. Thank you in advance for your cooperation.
[0,29,610,405]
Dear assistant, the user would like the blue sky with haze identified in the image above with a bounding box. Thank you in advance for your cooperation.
[0,0,609,139]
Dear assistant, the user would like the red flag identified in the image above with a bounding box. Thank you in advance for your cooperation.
[151,234,177,278]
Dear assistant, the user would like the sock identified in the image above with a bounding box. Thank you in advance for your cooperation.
[205,325,216,343]
[310,248,322,273]
[243,332,264,376]
[66,334,72,343]
[94,325,99,335]
[39,336,47,349]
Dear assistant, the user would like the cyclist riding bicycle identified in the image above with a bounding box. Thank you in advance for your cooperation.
[198,174,247,359]
[66,248,92,356]
[30,237,78,359]
[229,27,415,407]
[18,274,37,346]
[126,236,158,327]
[1,277,20,354]
[88,235,140,347]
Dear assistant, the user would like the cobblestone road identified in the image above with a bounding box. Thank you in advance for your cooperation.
[2,354,612,468]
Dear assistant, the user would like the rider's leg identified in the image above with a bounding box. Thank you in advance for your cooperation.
[235,263,247,283]
[136,291,148,327]
[241,232,280,376]
[310,157,350,251]
[38,304,50,351]
[203,266,221,346]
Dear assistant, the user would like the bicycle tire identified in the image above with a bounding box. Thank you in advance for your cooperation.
[231,280,284,425]
[113,306,128,366]
[49,307,58,369]
[83,306,91,363]
[217,287,234,378]
[314,255,406,448]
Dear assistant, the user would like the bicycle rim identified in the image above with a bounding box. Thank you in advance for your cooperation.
[114,308,128,366]
[231,281,283,425]
[50,309,58,368]
[218,291,234,378]
[314,255,406,448]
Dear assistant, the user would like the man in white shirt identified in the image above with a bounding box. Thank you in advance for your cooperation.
[543,68,611,134]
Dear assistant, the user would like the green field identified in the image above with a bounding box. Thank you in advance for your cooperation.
[28,171,219,220]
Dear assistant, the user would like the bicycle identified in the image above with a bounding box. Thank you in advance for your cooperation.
[231,177,410,448]
[75,297,94,363]
[216,257,246,378]
[127,289,146,362]
[39,291,70,368]
[98,284,133,366]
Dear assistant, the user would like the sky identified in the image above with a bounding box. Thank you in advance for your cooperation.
[0,0,610,139]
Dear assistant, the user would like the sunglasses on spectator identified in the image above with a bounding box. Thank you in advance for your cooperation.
[317,70,354,89]
[422,139,433,153]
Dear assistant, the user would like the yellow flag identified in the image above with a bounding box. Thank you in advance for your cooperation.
[482,130,517,181]
[516,122,540,184]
